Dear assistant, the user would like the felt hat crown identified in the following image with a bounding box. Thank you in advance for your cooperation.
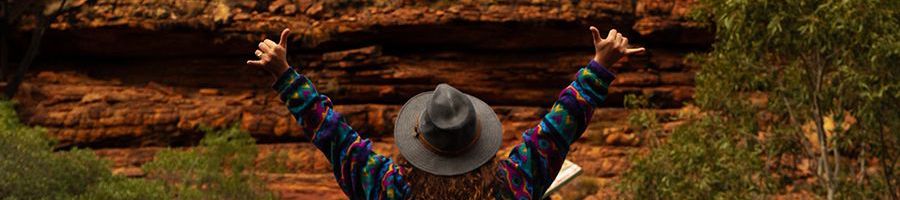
[394,84,502,176]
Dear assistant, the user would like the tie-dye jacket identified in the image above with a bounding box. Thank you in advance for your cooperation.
[271,60,615,200]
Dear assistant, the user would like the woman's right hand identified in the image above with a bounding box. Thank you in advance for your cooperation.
[590,26,645,68]
[248,28,292,79]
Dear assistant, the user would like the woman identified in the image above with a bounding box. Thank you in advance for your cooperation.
[248,27,644,199]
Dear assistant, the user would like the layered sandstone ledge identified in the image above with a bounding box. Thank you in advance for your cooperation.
[14,0,707,147]
[35,0,707,56]
[16,46,692,147]
[11,0,711,199]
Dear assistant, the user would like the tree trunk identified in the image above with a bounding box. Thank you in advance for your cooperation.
[0,20,8,83]
[0,2,8,84]
[814,105,834,200]
[808,54,834,200]
[3,15,45,98]
[877,105,899,200]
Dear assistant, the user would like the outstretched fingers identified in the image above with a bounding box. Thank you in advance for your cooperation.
[247,60,264,67]
[249,28,292,70]
[625,48,646,55]
[250,41,274,67]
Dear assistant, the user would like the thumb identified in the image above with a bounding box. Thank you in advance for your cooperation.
[278,28,291,49]
[589,26,601,44]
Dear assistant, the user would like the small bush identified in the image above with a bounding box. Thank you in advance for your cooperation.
[624,94,662,147]
[75,177,170,200]
[0,101,283,199]
[142,126,280,200]
[624,94,659,132]
[617,116,770,200]
[0,101,166,199]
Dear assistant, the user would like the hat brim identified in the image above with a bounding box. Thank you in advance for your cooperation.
[394,91,503,176]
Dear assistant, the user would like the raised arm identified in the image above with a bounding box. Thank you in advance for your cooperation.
[495,27,644,199]
[249,29,410,200]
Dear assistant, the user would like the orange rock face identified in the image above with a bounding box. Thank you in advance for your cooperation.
[11,0,709,199]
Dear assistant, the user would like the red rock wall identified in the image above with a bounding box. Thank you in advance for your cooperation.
[11,0,709,198]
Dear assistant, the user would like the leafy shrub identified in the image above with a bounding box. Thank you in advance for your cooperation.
[0,101,283,199]
[624,94,659,132]
[0,101,167,199]
[624,94,662,147]
[618,116,769,200]
[75,177,170,200]
[142,126,280,200]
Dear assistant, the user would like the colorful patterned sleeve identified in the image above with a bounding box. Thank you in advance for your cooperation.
[272,69,410,200]
[495,60,615,199]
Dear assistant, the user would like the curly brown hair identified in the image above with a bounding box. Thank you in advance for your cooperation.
[395,154,500,200]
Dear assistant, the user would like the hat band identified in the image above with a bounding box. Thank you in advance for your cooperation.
[415,117,481,156]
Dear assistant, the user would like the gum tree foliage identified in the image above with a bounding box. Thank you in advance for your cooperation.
[0,101,283,199]
[620,0,898,199]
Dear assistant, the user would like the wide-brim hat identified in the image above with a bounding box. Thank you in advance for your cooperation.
[394,84,502,176]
